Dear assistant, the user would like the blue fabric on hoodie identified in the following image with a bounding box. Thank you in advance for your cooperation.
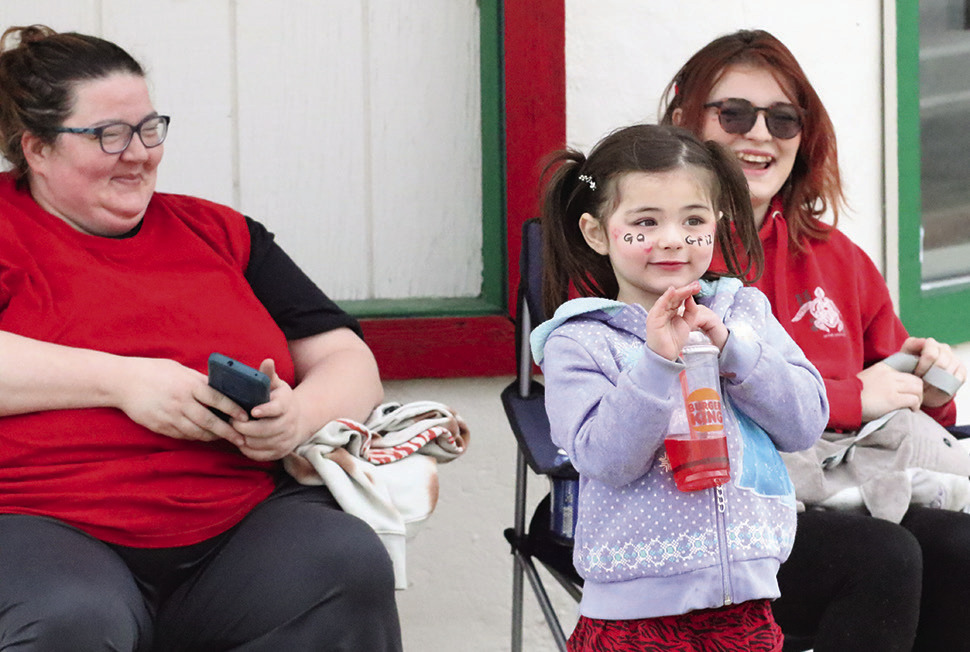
[530,278,828,620]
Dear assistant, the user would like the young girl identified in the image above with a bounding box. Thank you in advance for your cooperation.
[530,124,828,651]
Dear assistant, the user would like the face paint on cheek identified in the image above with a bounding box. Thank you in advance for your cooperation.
[620,232,654,256]
[685,233,715,247]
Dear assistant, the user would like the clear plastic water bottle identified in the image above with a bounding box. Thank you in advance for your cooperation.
[663,331,731,492]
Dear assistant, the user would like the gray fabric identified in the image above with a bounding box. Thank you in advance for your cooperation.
[782,409,970,522]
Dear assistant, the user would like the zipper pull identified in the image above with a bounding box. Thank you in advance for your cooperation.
[715,485,727,513]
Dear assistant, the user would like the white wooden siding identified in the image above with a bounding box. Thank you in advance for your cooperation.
[0,1,483,302]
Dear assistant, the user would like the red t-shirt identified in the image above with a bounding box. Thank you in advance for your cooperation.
[0,173,294,547]
[716,196,955,431]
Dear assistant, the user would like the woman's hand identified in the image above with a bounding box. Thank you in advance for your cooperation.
[857,337,966,420]
[900,336,967,408]
[645,282,728,360]
[227,328,384,462]
[857,362,923,421]
[228,358,308,461]
[116,356,251,443]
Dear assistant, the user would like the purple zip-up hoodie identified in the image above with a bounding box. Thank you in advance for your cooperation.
[531,278,828,620]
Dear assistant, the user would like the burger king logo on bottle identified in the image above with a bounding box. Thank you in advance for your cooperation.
[685,387,724,436]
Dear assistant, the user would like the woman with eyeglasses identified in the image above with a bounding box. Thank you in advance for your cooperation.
[661,29,969,651]
[0,25,402,651]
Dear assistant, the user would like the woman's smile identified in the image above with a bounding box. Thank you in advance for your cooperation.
[25,73,162,236]
[700,65,801,226]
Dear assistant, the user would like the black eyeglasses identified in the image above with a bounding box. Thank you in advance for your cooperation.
[703,98,802,140]
[55,115,171,154]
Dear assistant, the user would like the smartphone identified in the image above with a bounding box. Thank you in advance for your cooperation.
[207,353,271,421]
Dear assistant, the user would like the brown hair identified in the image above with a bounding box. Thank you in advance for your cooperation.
[539,123,763,317]
[659,29,844,249]
[0,25,144,179]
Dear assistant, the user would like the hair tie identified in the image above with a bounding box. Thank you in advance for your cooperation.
[578,174,596,191]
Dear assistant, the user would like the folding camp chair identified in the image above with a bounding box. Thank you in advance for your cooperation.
[502,218,582,652]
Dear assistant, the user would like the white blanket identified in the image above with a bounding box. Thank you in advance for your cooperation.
[283,401,470,589]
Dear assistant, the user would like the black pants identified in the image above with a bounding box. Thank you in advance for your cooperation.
[0,477,403,651]
[772,507,970,652]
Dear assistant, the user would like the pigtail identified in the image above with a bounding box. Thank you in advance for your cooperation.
[538,149,617,317]
[705,140,764,283]
[539,150,580,317]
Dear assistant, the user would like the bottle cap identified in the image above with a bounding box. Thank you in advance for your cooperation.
[681,330,718,357]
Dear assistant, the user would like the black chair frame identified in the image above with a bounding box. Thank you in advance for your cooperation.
[502,218,581,652]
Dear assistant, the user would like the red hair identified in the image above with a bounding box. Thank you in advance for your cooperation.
[660,30,844,250]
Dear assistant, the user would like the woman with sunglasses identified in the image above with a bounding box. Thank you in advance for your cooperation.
[662,29,968,651]
[0,25,402,651]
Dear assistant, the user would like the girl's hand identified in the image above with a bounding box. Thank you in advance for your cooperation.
[646,282,728,359]
[117,357,250,443]
[683,298,729,350]
[900,336,967,408]
[645,284,695,360]
[228,359,308,461]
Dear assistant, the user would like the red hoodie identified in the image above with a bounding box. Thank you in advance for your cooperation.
[717,196,955,431]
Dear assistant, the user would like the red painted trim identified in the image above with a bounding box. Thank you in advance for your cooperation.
[504,0,566,320]
[363,1,566,380]
[361,316,515,380]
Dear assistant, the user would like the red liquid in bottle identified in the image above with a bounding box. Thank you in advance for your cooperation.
[664,433,730,492]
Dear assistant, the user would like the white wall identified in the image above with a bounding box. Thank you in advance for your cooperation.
[0,0,483,303]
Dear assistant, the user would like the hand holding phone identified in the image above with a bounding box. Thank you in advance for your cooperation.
[207,353,271,421]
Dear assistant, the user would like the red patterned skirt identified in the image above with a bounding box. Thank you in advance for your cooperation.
[567,599,783,652]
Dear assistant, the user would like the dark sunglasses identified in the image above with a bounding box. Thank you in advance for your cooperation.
[704,98,803,140]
